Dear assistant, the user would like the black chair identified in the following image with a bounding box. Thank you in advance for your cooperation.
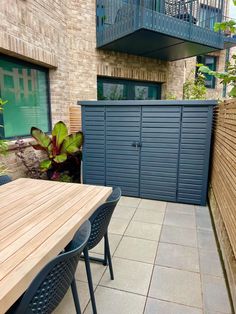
[80,187,121,314]
[10,220,91,314]
[0,175,12,186]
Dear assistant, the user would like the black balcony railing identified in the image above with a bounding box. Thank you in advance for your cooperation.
[96,0,235,60]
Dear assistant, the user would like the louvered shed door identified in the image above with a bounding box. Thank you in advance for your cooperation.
[177,106,212,205]
[140,106,181,201]
[105,106,141,196]
[82,106,106,185]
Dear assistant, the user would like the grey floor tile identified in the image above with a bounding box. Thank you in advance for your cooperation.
[144,298,203,314]
[164,210,196,229]
[197,230,218,252]
[75,253,107,285]
[118,196,141,208]
[133,207,165,224]
[100,257,153,295]
[114,236,157,264]
[202,275,232,314]
[167,202,195,215]
[160,225,198,247]
[53,281,92,314]
[125,220,162,241]
[90,233,122,256]
[113,205,136,220]
[196,213,213,231]
[84,286,146,314]
[156,242,200,273]
[108,217,130,235]
[138,199,167,211]
[149,266,202,308]
[195,206,211,218]
[199,250,223,277]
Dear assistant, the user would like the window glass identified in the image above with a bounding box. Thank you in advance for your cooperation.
[199,5,221,30]
[0,56,51,138]
[100,82,127,100]
[197,55,217,89]
[98,78,161,100]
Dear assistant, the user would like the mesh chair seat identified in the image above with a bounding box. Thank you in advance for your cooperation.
[0,175,12,186]
[10,220,91,314]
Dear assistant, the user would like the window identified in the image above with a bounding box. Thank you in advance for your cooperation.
[0,55,51,138]
[97,77,161,100]
[199,4,222,30]
[197,55,217,89]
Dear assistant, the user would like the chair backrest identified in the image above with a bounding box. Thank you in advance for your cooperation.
[14,220,91,314]
[0,175,12,186]
[87,187,121,250]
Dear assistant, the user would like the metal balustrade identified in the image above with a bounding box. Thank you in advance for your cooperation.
[96,0,235,60]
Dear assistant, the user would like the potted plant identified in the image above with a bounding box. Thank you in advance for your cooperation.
[31,121,83,183]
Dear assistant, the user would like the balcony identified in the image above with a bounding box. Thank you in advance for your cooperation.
[96,0,236,61]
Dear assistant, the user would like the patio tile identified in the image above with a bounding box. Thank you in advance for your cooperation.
[108,217,130,235]
[155,242,200,273]
[100,257,153,295]
[195,206,211,218]
[90,233,122,256]
[202,275,232,313]
[53,281,92,314]
[75,253,107,285]
[167,202,195,215]
[164,210,196,229]
[125,221,162,241]
[144,298,203,314]
[199,250,223,277]
[197,230,218,252]
[160,225,198,247]
[114,236,157,264]
[113,205,136,220]
[149,266,202,308]
[84,286,146,314]
[118,196,141,208]
[133,207,165,224]
[196,212,213,230]
[138,199,167,211]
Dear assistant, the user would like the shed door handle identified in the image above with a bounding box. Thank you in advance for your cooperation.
[132,141,142,148]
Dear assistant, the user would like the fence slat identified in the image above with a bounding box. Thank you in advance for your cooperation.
[211,100,236,258]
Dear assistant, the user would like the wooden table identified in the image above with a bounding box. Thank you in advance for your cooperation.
[0,178,112,313]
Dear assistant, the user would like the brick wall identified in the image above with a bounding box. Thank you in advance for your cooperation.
[0,0,230,178]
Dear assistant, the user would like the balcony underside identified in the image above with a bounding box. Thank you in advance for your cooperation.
[96,8,229,61]
[98,28,224,61]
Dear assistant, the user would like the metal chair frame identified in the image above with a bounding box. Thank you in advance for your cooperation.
[81,187,121,314]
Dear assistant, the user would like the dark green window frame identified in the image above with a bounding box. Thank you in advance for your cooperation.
[0,54,51,139]
[97,77,162,100]
[197,55,217,89]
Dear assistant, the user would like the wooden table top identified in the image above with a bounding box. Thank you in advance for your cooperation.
[0,178,112,313]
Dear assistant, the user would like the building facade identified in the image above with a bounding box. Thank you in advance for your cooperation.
[0,0,234,177]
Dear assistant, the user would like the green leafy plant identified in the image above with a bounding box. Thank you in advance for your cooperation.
[198,0,236,98]
[183,72,207,100]
[31,121,83,182]
[165,92,177,100]
[199,56,236,97]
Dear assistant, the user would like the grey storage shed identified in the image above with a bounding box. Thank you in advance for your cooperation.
[80,100,216,206]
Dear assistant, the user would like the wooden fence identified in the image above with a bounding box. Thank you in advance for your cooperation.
[209,99,236,308]
[69,105,81,133]
[211,99,236,257]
